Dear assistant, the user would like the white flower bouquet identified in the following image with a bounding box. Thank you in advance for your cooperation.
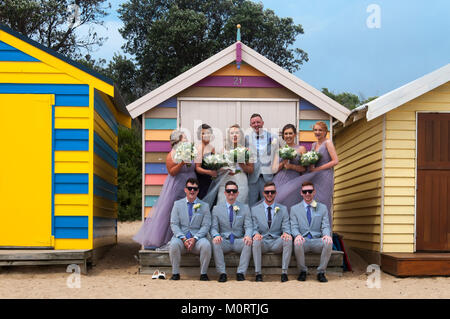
[227,146,251,164]
[300,150,321,166]
[279,145,297,161]
[202,153,228,171]
[173,142,198,167]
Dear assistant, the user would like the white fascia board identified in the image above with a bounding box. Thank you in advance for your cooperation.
[240,43,351,123]
[366,63,450,121]
[126,43,237,118]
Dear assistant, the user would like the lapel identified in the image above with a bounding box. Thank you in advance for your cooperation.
[299,201,309,228]
[186,198,198,226]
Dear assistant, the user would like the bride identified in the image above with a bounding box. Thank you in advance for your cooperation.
[203,124,253,206]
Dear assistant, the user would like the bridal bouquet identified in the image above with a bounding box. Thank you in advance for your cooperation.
[202,153,228,171]
[279,145,298,160]
[227,146,251,164]
[173,142,198,167]
[300,150,321,166]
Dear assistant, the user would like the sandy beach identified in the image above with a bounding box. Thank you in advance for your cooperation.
[0,221,448,299]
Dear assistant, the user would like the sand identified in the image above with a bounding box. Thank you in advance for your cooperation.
[0,221,448,299]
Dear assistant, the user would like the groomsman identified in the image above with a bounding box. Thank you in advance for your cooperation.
[251,182,292,282]
[210,181,253,282]
[290,181,333,283]
[169,178,212,281]
[245,113,278,207]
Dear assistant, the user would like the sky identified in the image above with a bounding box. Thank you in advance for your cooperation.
[85,0,450,99]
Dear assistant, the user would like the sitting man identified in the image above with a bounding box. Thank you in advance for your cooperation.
[251,182,292,282]
[290,181,333,283]
[169,178,212,281]
[210,181,253,282]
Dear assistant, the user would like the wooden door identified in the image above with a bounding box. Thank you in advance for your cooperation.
[0,94,54,248]
[416,113,450,251]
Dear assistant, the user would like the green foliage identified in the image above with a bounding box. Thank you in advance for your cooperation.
[322,88,378,110]
[117,121,142,221]
[0,0,110,60]
[117,0,309,91]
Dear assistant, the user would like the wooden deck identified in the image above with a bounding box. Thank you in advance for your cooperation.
[138,250,344,276]
[381,253,450,277]
[0,249,93,274]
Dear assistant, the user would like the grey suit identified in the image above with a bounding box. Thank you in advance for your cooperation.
[210,201,253,275]
[245,131,277,206]
[251,202,292,274]
[290,201,332,274]
[169,198,212,275]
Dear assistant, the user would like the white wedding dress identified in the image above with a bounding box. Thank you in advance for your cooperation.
[216,162,249,204]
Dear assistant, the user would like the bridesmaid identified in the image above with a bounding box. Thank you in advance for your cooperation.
[133,130,197,249]
[195,124,217,199]
[275,121,339,227]
[272,124,306,188]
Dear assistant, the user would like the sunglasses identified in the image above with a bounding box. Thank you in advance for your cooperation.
[186,186,199,191]
[225,189,238,194]
[301,189,314,194]
[263,190,276,195]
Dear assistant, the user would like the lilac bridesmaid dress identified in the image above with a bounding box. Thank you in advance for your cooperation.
[275,141,334,227]
[272,145,303,188]
[133,161,196,249]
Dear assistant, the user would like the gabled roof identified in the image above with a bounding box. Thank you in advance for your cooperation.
[362,63,450,121]
[0,23,116,98]
[126,41,351,122]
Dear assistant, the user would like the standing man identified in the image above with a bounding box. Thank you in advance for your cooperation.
[290,181,333,283]
[245,113,278,207]
[169,178,212,281]
[210,181,253,282]
[251,182,292,282]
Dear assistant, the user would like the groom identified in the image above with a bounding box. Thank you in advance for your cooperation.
[169,178,212,281]
[290,181,333,283]
[210,181,253,282]
[251,182,292,282]
[245,113,278,207]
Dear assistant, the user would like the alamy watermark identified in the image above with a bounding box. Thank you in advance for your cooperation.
[66,264,81,288]
[366,4,381,29]
[366,264,381,288]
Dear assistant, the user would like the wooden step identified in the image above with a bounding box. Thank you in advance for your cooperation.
[381,253,450,277]
[0,249,93,274]
[138,250,344,276]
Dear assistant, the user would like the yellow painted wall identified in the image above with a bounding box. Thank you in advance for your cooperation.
[382,81,450,253]
[333,116,384,251]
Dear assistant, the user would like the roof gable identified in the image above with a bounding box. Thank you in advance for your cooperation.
[126,42,351,122]
[365,63,450,121]
[0,24,114,97]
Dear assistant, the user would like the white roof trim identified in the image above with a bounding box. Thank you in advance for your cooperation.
[126,42,351,122]
[365,63,450,121]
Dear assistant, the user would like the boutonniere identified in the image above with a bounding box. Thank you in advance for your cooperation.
[233,205,240,212]
[193,203,201,212]
[310,200,317,208]
[274,206,280,214]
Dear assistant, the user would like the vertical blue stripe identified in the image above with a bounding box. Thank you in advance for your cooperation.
[51,105,55,237]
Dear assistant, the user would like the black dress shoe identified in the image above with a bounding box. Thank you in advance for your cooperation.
[236,273,245,281]
[255,274,263,282]
[170,274,180,280]
[281,273,289,282]
[218,273,227,282]
[297,272,307,281]
[317,273,328,283]
[200,274,210,281]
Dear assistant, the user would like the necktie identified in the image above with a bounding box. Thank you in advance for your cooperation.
[229,205,235,244]
[267,206,272,228]
[256,134,260,161]
[186,202,194,239]
[306,205,313,239]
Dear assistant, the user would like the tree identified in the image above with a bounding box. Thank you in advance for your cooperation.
[117,123,142,221]
[322,88,378,110]
[0,0,110,60]
[117,0,309,91]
